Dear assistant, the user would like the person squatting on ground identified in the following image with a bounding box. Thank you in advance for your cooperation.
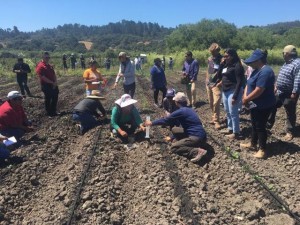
[206,43,223,129]
[72,90,107,135]
[83,60,107,96]
[114,52,136,98]
[182,51,199,108]
[241,49,276,159]
[162,88,179,117]
[0,91,33,141]
[13,57,32,97]
[36,52,59,117]
[150,58,167,108]
[110,94,145,143]
[145,92,207,163]
[214,48,245,139]
[267,45,300,141]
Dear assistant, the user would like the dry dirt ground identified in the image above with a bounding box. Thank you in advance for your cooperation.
[0,71,299,225]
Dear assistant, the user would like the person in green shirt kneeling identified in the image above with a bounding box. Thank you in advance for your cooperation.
[110,94,145,143]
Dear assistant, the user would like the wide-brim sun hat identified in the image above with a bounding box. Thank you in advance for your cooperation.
[244,49,264,64]
[86,90,105,99]
[115,94,137,108]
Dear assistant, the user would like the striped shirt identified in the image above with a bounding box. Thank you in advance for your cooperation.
[276,58,300,94]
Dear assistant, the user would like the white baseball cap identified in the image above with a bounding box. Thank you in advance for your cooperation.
[7,91,22,100]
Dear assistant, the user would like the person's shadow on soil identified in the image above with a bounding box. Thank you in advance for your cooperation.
[28,95,43,99]
[194,101,206,109]
[0,156,24,168]
[293,124,300,138]
[266,141,300,158]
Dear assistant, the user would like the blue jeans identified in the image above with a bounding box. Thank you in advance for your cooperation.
[0,144,10,159]
[222,89,242,134]
[72,112,99,134]
[0,128,25,141]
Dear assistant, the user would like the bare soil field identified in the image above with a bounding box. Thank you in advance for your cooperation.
[0,70,299,225]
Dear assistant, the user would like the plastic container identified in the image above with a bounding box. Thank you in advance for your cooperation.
[145,116,150,138]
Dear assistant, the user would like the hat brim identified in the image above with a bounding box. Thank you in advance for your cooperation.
[86,95,105,100]
[166,94,175,97]
[244,56,261,64]
[115,99,137,108]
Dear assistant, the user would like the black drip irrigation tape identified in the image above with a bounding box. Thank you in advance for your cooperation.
[66,128,102,225]
[207,133,300,224]
[66,80,119,225]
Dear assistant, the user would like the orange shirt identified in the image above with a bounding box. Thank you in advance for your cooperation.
[83,68,103,90]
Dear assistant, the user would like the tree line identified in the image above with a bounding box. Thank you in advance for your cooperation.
[0,19,299,55]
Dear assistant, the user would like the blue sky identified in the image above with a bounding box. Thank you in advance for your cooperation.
[1,0,299,32]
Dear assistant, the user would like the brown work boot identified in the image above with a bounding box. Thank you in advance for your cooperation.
[209,120,215,125]
[191,148,207,163]
[225,133,239,139]
[283,132,293,141]
[214,122,221,130]
[240,142,256,150]
[253,149,266,159]
[220,129,233,135]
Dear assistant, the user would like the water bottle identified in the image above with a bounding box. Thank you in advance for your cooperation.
[145,116,150,138]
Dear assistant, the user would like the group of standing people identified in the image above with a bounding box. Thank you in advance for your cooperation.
[62,53,86,71]
[1,45,299,163]
[205,44,299,158]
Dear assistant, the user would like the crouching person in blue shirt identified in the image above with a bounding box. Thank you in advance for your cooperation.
[145,92,207,163]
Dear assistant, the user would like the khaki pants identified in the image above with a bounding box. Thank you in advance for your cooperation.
[206,85,221,122]
[186,82,196,106]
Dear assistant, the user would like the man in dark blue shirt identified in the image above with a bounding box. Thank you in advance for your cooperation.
[13,57,32,97]
[182,51,199,108]
[145,92,207,163]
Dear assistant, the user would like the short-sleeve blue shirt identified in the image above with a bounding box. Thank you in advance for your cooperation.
[246,65,276,109]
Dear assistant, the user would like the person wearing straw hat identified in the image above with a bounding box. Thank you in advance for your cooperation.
[0,91,33,141]
[110,94,145,143]
[145,92,207,163]
[267,45,300,141]
[206,43,222,129]
[182,51,199,108]
[72,90,107,135]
